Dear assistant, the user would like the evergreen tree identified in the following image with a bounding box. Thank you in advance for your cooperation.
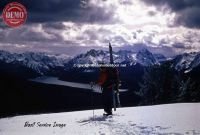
[139,65,164,105]
[138,60,200,105]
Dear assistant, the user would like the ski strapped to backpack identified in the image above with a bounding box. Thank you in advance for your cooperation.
[109,42,121,111]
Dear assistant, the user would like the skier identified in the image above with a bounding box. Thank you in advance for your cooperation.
[97,66,119,116]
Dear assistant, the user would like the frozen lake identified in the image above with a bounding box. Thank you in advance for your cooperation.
[30,76,128,93]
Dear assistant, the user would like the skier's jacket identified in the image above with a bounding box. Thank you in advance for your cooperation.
[98,67,119,90]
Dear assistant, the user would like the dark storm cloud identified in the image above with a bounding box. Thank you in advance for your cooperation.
[175,7,200,28]
[0,23,64,45]
[172,42,186,49]
[116,43,178,57]
[147,11,157,16]
[141,0,200,11]
[142,0,200,28]
[43,22,66,30]
[0,0,116,23]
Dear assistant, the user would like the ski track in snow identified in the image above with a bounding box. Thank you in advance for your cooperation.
[78,114,200,135]
[1,103,200,135]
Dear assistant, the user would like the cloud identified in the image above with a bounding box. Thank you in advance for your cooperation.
[141,0,200,28]
[115,43,178,57]
[0,0,117,24]
[0,24,61,43]
[0,0,200,56]
[1,20,199,56]
[43,22,66,30]
[147,11,157,16]
[172,42,187,49]
[141,0,200,11]
[175,7,200,28]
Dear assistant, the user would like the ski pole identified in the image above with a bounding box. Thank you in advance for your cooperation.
[90,82,95,120]
[112,84,116,111]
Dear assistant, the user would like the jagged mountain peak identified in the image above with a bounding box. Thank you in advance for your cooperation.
[138,48,151,54]
[69,48,163,67]
[171,51,200,73]
[136,49,159,66]
[172,52,197,71]
[0,50,71,75]
[85,49,107,57]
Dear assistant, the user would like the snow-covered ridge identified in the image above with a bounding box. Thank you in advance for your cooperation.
[172,52,200,73]
[68,49,164,67]
[1,49,165,75]
[1,49,200,74]
[0,103,199,135]
[0,49,165,68]
[0,50,71,75]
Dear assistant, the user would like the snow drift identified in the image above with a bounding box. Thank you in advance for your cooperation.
[0,103,199,135]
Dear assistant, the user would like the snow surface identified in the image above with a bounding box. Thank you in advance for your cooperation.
[0,103,200,135]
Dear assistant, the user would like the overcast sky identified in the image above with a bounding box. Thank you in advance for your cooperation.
[0,0,200,56]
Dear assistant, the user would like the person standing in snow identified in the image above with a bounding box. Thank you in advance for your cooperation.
[97,66,119,116]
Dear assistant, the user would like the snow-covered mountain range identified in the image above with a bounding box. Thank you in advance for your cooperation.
[0,50,71,75]
[67,49,163,67]
[171,52,200,73]
[1,49,200,75]
[0,49,164,75]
